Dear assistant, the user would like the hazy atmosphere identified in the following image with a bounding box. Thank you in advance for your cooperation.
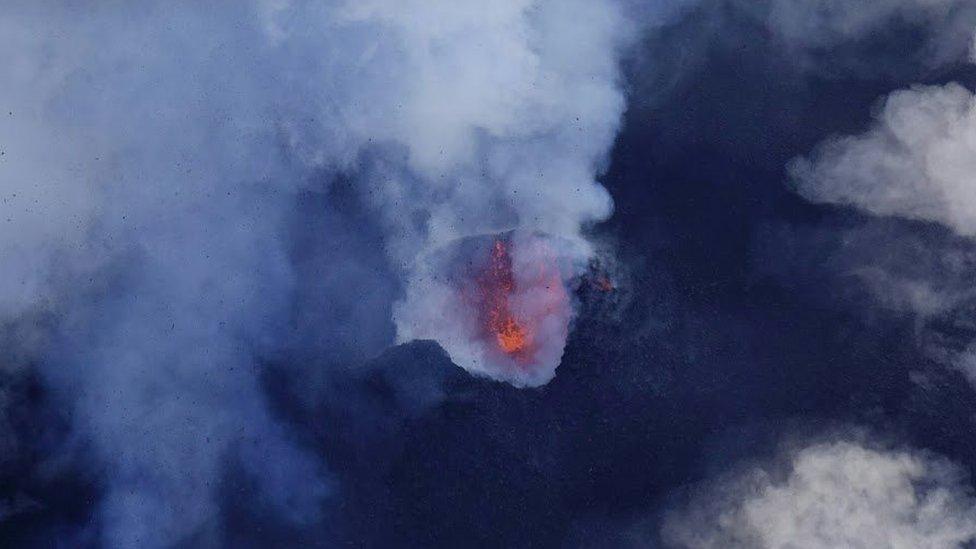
[3,1,976,547]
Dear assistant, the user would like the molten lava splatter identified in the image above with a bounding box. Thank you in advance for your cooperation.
[396,232,573,386]
[474,236,572,368]
[481,240,531,356]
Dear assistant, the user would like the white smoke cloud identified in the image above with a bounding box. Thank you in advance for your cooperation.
[259,0,644,387]
[0,0,646,543]
[1,3,334,545]
[329,0,637,386]
[663,439,976,549]
[792,82,976,236]
[264,0,631,251]
[789,66,976,382]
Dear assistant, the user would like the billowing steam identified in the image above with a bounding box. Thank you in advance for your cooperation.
[0,0,642,544]
[362,0,635,386]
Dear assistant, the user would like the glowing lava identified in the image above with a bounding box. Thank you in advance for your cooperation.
[394,231,575,386]
[474,236,571,366]
[481,240,531,356]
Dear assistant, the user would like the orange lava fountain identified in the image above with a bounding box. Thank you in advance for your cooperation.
[481,240,531,355]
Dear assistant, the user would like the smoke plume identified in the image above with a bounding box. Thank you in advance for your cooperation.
[0,0,647,544]
[363,0,635,386]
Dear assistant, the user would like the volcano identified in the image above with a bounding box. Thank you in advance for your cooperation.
[395,232,581,387]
